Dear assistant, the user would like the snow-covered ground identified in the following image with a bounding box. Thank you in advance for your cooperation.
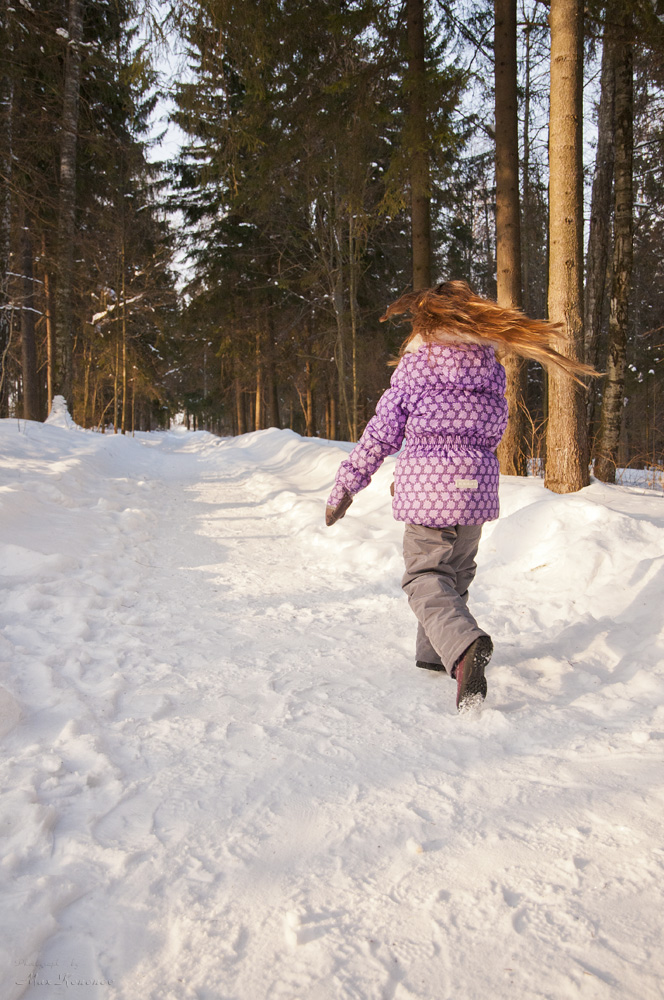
[1,412,663,1000]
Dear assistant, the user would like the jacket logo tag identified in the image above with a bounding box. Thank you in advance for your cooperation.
[455,478,478,490]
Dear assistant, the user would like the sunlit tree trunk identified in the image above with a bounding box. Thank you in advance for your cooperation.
[255,327,263,431]
[235,377,245,435]
[304,359,315,436]
[595,17,633,483]
[90,377,97,429]
[495,0,527,476]
[326,392,337,441]
[521,15,533,317]
[544,0,589,493]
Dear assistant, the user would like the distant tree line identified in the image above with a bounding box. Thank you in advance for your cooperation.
[0,0,177,433]
[1,0,663,489]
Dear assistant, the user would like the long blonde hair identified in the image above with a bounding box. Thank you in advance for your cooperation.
[381,280,601,385]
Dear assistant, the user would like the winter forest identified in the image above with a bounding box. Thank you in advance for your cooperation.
[1,0,663,491]
[2,3,664,997]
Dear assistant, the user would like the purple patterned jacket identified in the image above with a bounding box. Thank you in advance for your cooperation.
[327,342,508,527]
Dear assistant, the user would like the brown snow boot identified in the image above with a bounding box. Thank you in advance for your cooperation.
[454,636,492,710]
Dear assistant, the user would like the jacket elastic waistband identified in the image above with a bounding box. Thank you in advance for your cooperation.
[405,433,496,450]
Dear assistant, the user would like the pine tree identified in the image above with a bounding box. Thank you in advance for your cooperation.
[170,0,467,440]
[0,0,177,427]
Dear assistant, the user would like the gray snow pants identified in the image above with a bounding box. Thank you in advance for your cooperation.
[401,523,489,672]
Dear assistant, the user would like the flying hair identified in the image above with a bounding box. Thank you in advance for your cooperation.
[380,280,602,385]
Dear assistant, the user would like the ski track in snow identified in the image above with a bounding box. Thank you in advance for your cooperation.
[1,420,663,1000]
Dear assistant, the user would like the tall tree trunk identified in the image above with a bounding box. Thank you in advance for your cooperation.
[585,22,616,440]
[266,301,280,428]
[407,0,431,290]
[41,233,56,414]
[334,302,352,439]
[348,216,360,442]
[114,337,119,433]
[594,21,633,483]
[235,354,246,435]
[268,377,280,429]
[90,377,97,429]
[20,214,39,420]
[521,16,533,318]
[326,391,337,441]
[54,0,82,404]
[544,0,589,493]
[0,3,13,418]
[82,341,91,427]
[331,216,352,440]
[494,0,527,476]
[255,327,263,430]
[121,245,127,434]
[305,359,315,436]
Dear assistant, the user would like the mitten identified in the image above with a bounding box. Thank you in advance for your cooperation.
[325,492,353,526]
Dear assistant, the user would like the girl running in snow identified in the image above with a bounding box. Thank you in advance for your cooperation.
[325,280,598,711]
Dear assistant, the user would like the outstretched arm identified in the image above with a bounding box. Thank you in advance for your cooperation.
[325,365,411,524]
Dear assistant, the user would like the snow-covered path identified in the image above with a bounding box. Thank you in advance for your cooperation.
[1,420,663,1000]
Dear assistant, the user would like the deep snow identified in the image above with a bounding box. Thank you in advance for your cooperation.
[1,414,663,1000]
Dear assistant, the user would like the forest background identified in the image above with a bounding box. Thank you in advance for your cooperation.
[1,0,663,493]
